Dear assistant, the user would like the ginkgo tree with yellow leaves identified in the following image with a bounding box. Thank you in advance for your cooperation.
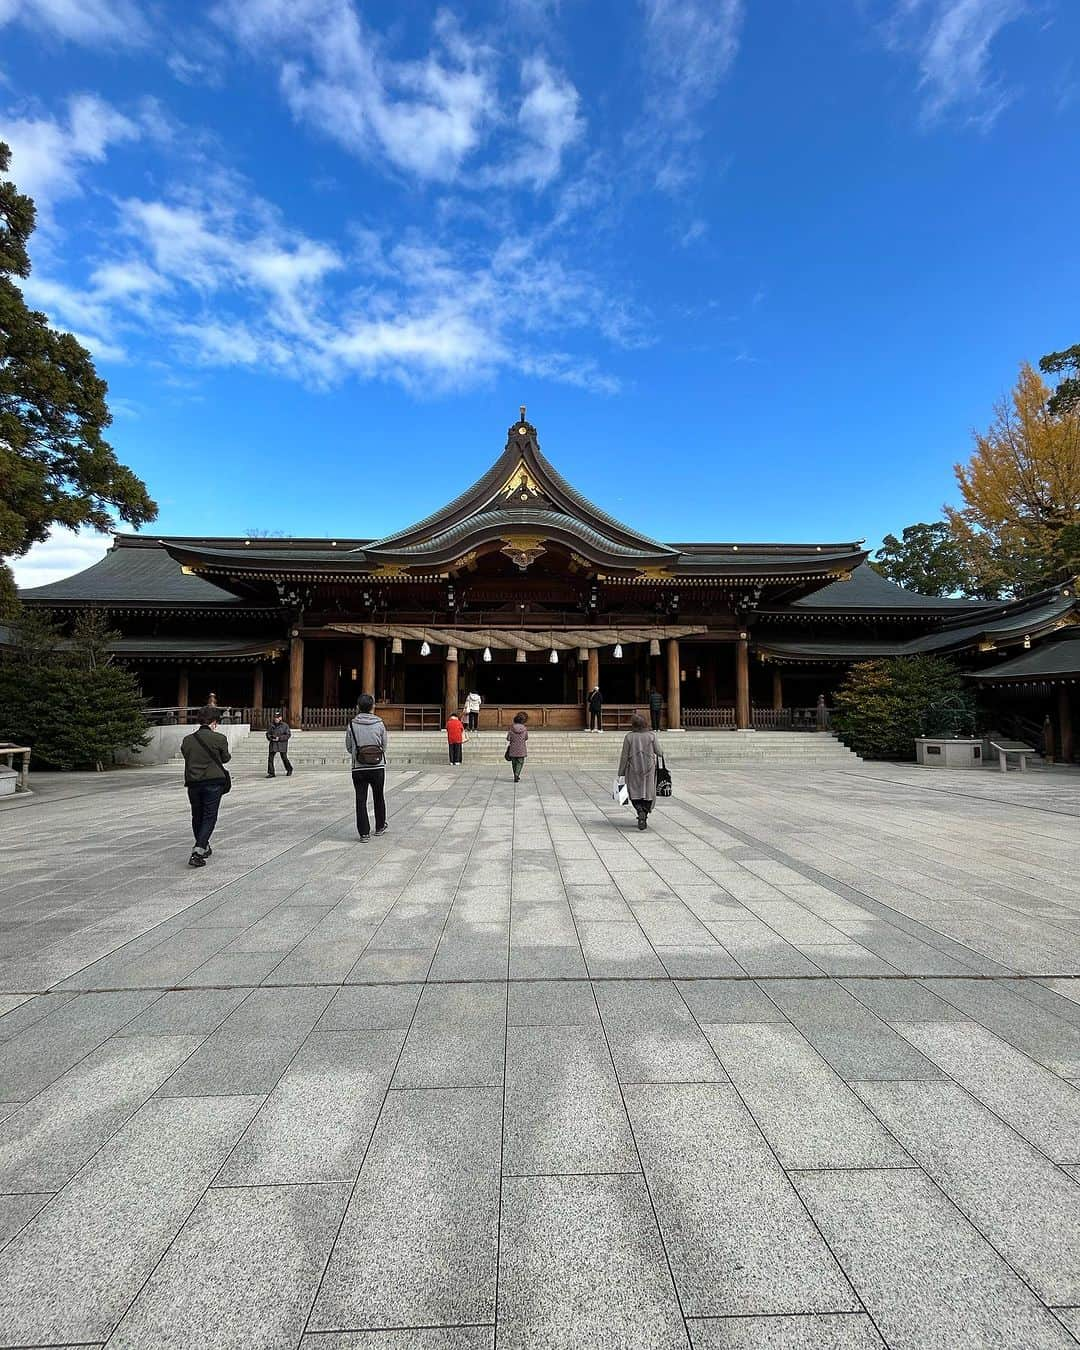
[945,363,1080,599]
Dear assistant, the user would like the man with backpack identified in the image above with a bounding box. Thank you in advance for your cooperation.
[181,706,232,867]
[346,694,388,839]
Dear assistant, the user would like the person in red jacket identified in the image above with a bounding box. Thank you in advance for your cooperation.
[446,711,465,765]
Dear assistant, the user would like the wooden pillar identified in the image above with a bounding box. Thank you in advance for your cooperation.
[444,647,459,722]
[735,637,750,729]
[1059,686,1074,762]
[288,635,304,728]
[252,664,264,716]
[322,650,337,708]
[772,667,783,712]
[666,638,681,730]
[586,647,599,695]
[361,637,376,695]
[176,667,189,721]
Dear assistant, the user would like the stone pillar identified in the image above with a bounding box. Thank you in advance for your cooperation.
[288,635,304,728]
[772,667,783,712]
[735,636,750,730]
[322,650,337,709]
[444,646,459,722]
[361,636,376,696]
[666,638,681,730]
[176,667,189,722]
[1059,686,1074,763]
[252,664,264,717]
[587,647,599,695]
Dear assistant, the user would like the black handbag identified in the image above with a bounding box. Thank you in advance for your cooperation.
[195,729,232,794]
[656,753,672,797]
[504,744,513,761]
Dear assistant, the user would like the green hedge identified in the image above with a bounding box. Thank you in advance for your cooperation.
[831,656,975,761]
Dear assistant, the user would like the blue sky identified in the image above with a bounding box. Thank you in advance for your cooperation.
[4,0,1080,585]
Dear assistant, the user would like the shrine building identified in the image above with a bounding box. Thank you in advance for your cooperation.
[18,410,1079,755]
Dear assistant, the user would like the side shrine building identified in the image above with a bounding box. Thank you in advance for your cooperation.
[19,411,1080,755]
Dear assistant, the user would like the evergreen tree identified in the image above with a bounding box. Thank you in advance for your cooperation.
[831,656,974,761]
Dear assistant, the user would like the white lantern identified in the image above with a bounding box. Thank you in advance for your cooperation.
[483,647,492,662]
[391,637,402,655]
[649,638,660,657]
[516,649,527,663]
[550,648,559,664]
[613,643,623,659]
[420,639,431,656]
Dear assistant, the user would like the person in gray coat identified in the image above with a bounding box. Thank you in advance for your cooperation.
[618,711,661,830]
[345,694,388,838]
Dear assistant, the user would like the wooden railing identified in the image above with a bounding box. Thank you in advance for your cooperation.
[683,707,736,728]
[682,707,830,731]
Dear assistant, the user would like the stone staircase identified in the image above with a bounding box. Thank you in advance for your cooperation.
[216,727,861,770]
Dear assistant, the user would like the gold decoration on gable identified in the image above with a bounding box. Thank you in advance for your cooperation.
[498,459,543,500]
[500,534,547,571]
[448,550,480,574]
[369,563,409,579]
[637,565,674,580]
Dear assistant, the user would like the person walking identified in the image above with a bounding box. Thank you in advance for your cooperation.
[266,714,293,777]
[447,710,465,765]
[346,694,388,839]
[618,711,661,831]
[506,711,528,783]
[648,685,663,732]
[463,689,482,732]
[181,706,231,866]
[587,685,603,733]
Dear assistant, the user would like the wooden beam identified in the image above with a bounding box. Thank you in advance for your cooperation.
[666,637,681,730]
[772,667,783,712]
[252,664,264,715]
[288,635,304,727]
[736,637,750,729]
[361,636,376,696]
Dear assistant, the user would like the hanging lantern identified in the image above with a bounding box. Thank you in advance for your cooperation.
[446,646,458,662]
[420,639,431,656]
[613,643,623,659]
[391,637,403,656]
[550,648,559,664]
[483,647,492,662]
[1023,634,1031,649]
[649,638,660,657]
[516,648,527,664]
[578,647,588,662]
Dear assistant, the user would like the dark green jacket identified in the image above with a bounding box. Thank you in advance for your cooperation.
[181,727,231,783]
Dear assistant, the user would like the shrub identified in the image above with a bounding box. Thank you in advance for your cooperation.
[0,608,149,770]
[831,655,975,761]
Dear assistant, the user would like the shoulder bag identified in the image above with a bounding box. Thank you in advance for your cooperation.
[348,722,384,767]
[195,729,232,794]
[656,752,672,797]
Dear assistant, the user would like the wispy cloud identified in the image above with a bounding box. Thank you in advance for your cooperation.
[11,527,112,590]
[886,0,1028,127]
[635,0,744,191]
[0,0,148,47]
[1,94,139,220]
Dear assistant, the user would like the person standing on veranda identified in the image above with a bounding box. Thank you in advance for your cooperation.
[648,685,663,732]
[446,711,465,766]
[346,694,388,839]
[506,711,528,783]
[587,685,603,733]
[463,689,482,732]
[618,711,661,831]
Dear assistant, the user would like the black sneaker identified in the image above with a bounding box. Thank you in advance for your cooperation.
[267,773,275,778]
[205,846,212,857]
[375,824,389,835]
[188,851,206,867]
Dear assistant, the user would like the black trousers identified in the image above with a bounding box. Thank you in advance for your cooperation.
[632,797,654,818]
[187,781,225,851]
[650,708,661,731]
[352,768,386,836]
[589,709,602,730]
[449,742,463,764]
[267,747,293,775]
[467,711,478,731]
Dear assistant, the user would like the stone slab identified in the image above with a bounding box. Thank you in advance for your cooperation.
[594,981,726,1084]
[793,1168,1076,1349]
[687,1313,884,1348]
[391,983,505,1089]
[316,983,424,1032]
[108,1182,350,1349]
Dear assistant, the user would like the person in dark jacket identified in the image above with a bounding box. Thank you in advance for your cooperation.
[648,686,663,732]
[181,707,231,866]
[266,715,293,777]
[618,712,660,831]
[587,685,603,733]
[346,694,388,838]
[506,711,528,782]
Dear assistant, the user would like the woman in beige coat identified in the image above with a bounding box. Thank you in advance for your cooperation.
[618,712,660,830]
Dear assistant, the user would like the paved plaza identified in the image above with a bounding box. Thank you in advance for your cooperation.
[1,760,1080,1348]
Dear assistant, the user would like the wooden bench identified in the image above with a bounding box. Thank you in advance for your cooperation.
[988,740,1035,774]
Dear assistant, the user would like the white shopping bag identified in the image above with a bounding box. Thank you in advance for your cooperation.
[612,776,630,806]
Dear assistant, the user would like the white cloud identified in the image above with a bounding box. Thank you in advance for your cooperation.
[635,0,744,190]
[1,93,139,219]
[887,0,1027,127]
[478,55,584,189]
[0,0,148,46]
[11,527,112,590]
